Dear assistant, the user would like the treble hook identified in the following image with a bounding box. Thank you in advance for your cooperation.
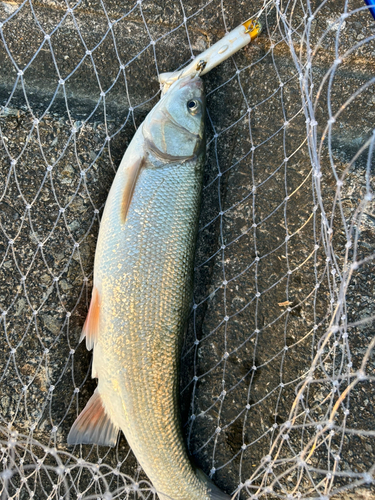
[195,59,207,77]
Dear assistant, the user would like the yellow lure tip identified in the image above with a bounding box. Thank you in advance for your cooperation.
[242,19,262,41]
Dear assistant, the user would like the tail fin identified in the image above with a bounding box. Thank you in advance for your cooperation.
[196,468,231,500]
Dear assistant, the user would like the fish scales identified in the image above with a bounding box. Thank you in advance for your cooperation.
[68,77,229,500]
[99,164,204,497]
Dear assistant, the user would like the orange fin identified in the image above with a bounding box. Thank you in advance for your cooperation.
[67,389,119,447]
[80,287,101,351]
[121,157,145,223]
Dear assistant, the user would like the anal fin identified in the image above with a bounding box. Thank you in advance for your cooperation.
[67,389,119,447]
[80,286,101,351]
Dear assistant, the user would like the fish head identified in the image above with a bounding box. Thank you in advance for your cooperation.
[143,76,205,160]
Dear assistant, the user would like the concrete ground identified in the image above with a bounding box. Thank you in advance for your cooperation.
[0,0,375,498]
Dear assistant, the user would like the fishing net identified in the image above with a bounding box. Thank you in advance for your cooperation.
[1,0,374,498]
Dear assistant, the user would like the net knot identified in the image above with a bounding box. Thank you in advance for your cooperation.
[1,469,13,480]
[363,473,373,484]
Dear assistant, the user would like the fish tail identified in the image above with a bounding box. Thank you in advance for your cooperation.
[196,469,231,500]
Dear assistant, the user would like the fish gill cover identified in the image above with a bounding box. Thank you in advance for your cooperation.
[0,0,375,499]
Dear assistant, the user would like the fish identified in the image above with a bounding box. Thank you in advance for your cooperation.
[67,76,230,500]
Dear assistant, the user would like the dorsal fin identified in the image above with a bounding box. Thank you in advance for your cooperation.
[67,389,119,447]
[121,157,145,223]
[80,286,101,350]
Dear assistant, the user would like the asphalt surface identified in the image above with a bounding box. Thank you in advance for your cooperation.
[0,0,375,498]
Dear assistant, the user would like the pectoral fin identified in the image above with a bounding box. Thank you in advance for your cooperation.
[80,287,101,351]
[67,389,119,447]
[121,157,145,223]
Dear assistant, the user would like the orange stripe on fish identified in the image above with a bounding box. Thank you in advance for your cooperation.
[80,286,101,351]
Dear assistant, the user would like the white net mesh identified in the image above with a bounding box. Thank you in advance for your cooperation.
[1,0,375,498]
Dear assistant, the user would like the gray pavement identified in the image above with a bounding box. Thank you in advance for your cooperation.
[1,0,375,498]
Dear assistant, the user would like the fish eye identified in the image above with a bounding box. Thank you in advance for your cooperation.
[187,99,200,114]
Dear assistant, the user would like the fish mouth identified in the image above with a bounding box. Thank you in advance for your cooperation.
[175,75,204,91]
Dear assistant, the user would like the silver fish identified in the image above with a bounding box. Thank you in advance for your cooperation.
[68,76,229,500]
